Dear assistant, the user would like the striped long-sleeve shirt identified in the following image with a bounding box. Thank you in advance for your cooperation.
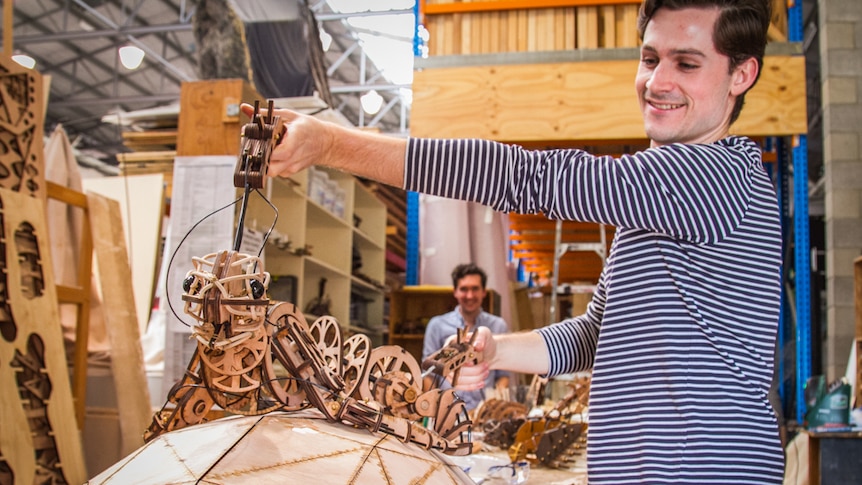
[404,136,784,484]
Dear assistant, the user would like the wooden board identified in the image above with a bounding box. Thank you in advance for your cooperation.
[121,130,178,152]
[426,5,638,55]
[0,187,87,484]
[83,174,165,335]
[0,53,46,200]
[411,55,807,141]
[116,150,176,164]
[615,4,639,47]
[87,192,152,457]
[509,216,612,282]
[176,79,260,156]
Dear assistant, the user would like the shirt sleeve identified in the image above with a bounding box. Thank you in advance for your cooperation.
[405,137,759,244]
[535,264,608,376]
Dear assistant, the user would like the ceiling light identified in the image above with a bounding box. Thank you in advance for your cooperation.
[11,54,36,69]
[319,27,332,52]
[360,90,383,115]
[118,45,145,70]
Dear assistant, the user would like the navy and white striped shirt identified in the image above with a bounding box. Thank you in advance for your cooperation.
[404,136,784,484]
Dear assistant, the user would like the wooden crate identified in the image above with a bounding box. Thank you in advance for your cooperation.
[176,79,259,156]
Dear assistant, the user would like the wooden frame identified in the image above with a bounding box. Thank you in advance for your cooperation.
[45,181,93,429]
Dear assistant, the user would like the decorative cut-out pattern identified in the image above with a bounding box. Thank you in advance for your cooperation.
[10,333,68,485]
[0,454,13,485]
[13,222,43,300]
[0,197,15,342]
[0,71,40,197]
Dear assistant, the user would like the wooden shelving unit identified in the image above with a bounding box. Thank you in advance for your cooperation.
[248,168,387,345]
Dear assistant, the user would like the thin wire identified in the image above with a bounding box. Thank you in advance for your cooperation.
[165,195,243,327]
[165,188,279,327]
[253,187,278,260]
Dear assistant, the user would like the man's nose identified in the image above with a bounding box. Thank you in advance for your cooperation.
[646,63,673,93]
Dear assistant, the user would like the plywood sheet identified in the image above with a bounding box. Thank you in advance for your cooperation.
[411,55,807,141]
[0,187,87,484]
[87,192,152,457]
[82,174,165,335]
[176,79,259,156]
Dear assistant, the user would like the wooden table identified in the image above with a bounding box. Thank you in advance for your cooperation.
[806,429,862,485]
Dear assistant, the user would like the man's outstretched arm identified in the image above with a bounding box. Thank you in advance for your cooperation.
[240,104,407,187]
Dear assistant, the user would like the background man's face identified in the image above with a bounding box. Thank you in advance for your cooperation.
[454,274,486,315]
[635,7,738,146]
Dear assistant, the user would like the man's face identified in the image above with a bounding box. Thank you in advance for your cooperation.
[635,7,741,147]
[454,274,486,315]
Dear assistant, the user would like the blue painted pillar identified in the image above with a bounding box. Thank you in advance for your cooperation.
[787,0,811,422]
[793,136,811,421]
[774,137,793,415]
[407,1,422,285]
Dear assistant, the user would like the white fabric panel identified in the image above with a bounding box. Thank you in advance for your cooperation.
[419,195,471,286]
[419,195,512,323]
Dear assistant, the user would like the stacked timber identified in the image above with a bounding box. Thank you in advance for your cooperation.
[421,1,641,56]
[106,105,180,196]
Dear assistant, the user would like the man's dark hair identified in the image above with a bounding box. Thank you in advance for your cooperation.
[636,0,772,124]
[451,263,487,289]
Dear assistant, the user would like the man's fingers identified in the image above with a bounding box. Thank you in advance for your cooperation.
[240,102,300,122]
[239,102,258,117]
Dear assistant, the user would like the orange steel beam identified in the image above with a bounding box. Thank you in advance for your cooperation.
[421,0,639,15]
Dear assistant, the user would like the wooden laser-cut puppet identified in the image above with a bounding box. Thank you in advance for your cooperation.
[145,100,480,456]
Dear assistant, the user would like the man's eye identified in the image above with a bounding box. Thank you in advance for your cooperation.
[679,62,698,70]
[641,57,657,66]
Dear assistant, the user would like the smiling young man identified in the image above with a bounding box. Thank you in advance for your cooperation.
[244,0,783,482]
[421,263,510,410]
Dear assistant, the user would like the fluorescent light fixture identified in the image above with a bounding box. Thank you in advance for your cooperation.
[12,54,36,69]
[119,45,145,70]
[360,90,383,115]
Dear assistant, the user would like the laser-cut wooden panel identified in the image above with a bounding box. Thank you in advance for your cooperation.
[0,187,87,484]
[0,54,45,200]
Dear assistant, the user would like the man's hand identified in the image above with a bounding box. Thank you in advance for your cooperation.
[448,328,549,392]
[240,103,332,179]
[450,326,497,391]
[239,103,407,187]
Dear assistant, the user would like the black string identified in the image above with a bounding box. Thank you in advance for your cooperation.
[165,187,279,327]
[165,194,242,327]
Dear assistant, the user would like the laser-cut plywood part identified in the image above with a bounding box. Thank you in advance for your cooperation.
[0,56,45,200]
[0,187,86,485]
[10,333,65,484]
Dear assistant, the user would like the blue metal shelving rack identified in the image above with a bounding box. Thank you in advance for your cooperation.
[787,1,811,422]
[406,1,423,285]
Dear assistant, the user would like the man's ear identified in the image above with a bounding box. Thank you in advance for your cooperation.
[730,57,759,96]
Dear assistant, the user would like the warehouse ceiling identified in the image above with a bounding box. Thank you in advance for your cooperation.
[5,0,412,170]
